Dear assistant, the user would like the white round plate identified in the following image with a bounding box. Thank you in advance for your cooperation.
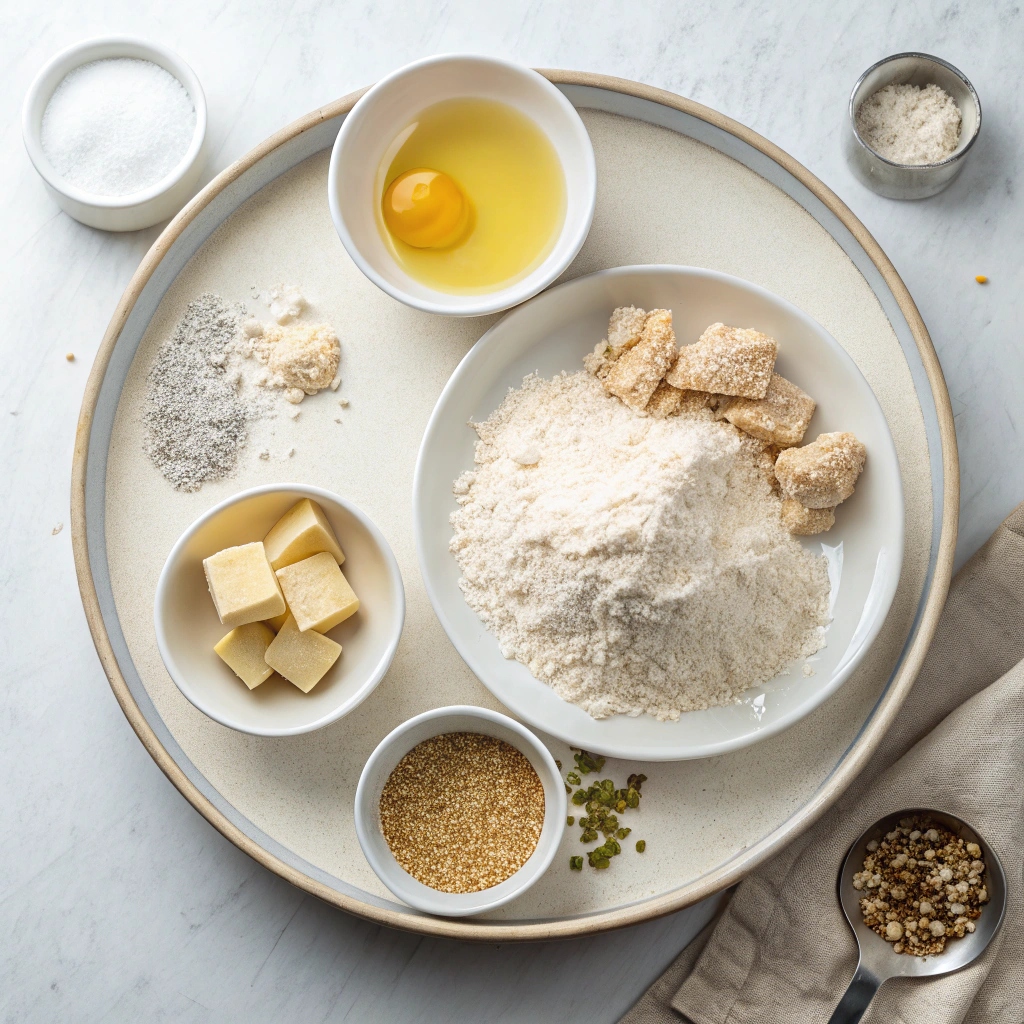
[414,265,905,760]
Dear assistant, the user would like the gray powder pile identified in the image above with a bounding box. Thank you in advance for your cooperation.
[450,371,831,720]
[856,82,961,165]
[143,293,250,491]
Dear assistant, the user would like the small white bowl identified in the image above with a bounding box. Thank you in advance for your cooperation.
[155,484,405,737]
[328,54,596,317]
[22,37,207,232]
[354,706,566,917]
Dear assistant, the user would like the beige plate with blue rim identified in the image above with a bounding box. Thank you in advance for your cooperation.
[72,71,957,940]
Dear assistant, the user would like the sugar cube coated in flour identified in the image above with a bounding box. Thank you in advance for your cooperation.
[214,622,277,689]
[275,551,360,633]
[645,380,686,419]
[781,499,836,536]
[774,432,866,509]
[203,541,286,628]
[264,615,341,693]
[603,309,678,411]
[722,373,816,447]
[262,498,346,570]
[666,323,778,399]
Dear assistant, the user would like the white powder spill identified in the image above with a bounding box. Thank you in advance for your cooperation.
[450,371,832,720]
[855,82,961,165]
[41,57,196,196]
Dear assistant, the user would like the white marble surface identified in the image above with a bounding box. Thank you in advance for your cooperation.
[1,1,1021,1020]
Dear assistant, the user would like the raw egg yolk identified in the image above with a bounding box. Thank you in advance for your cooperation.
[382,168,470,249]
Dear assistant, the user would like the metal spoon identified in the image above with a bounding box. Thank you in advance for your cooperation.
[829,808,1006,1024]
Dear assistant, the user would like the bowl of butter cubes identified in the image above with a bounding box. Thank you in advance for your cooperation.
[155,484,406,736]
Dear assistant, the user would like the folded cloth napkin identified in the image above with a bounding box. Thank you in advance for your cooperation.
[622,504,1024,1024]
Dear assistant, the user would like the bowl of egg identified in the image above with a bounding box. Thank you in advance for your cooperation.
[328,54,596,317]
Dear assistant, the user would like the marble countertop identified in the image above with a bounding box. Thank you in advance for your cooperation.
[2,1,1020,1020]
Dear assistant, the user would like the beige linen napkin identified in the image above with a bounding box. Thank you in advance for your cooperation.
[622,504,1024,1024]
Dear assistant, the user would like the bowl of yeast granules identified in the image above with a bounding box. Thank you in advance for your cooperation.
[354,705,566,916]
[846,52,981,199]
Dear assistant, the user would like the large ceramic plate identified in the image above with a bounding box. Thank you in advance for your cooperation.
[415,265,905,759]
[72,74,956,940]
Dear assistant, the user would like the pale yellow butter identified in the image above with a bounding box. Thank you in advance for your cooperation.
[264,615,341,692]
[263,498,345,570]
[275,552,360,633]
[214,622,276,689]
[203,542,286,628]
[264,609,290,633]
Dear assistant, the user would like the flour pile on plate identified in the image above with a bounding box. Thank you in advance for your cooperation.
[449,312,833,721]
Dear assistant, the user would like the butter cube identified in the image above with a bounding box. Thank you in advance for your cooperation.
[203,542,286,628]
[214,622,276,689]
[265,610,290,633]
[263,498,345,570]
[275,552,360,633]
[264,615,341,692]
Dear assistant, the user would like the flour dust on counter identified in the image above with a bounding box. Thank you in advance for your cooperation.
[142,285,343,491]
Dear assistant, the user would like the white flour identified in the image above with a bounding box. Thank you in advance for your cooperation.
[855,82,961,165]
[450,372,831,720]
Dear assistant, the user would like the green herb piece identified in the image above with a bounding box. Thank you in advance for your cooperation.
[581,829,598,843]
[555,760,562,770]
[569,856,583,871]
[636,840,647,853]
[616,828,631,839]
[566,771,581,786]
[571,789,588,806]
[564,783,571,793]
[571,748,606,775]
[566,816,575,826]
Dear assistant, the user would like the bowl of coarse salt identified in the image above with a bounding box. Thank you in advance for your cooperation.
[845,52,981,200]
[22,37,207,231]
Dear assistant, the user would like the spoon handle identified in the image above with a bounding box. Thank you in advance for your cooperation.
[827,964,882,1024]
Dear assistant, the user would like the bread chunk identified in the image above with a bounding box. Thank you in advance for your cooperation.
[774,432,866,508]
[722,373,816,447]
[603,309,677,411]
[782,499,836,535]
[583,305,649,380]
[666,323,777,399]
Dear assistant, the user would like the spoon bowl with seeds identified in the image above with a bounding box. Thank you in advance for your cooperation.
[829,808,1006,1024]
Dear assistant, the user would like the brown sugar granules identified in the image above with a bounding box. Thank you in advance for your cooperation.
[379,732,545,893]
[853,816,989,956]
